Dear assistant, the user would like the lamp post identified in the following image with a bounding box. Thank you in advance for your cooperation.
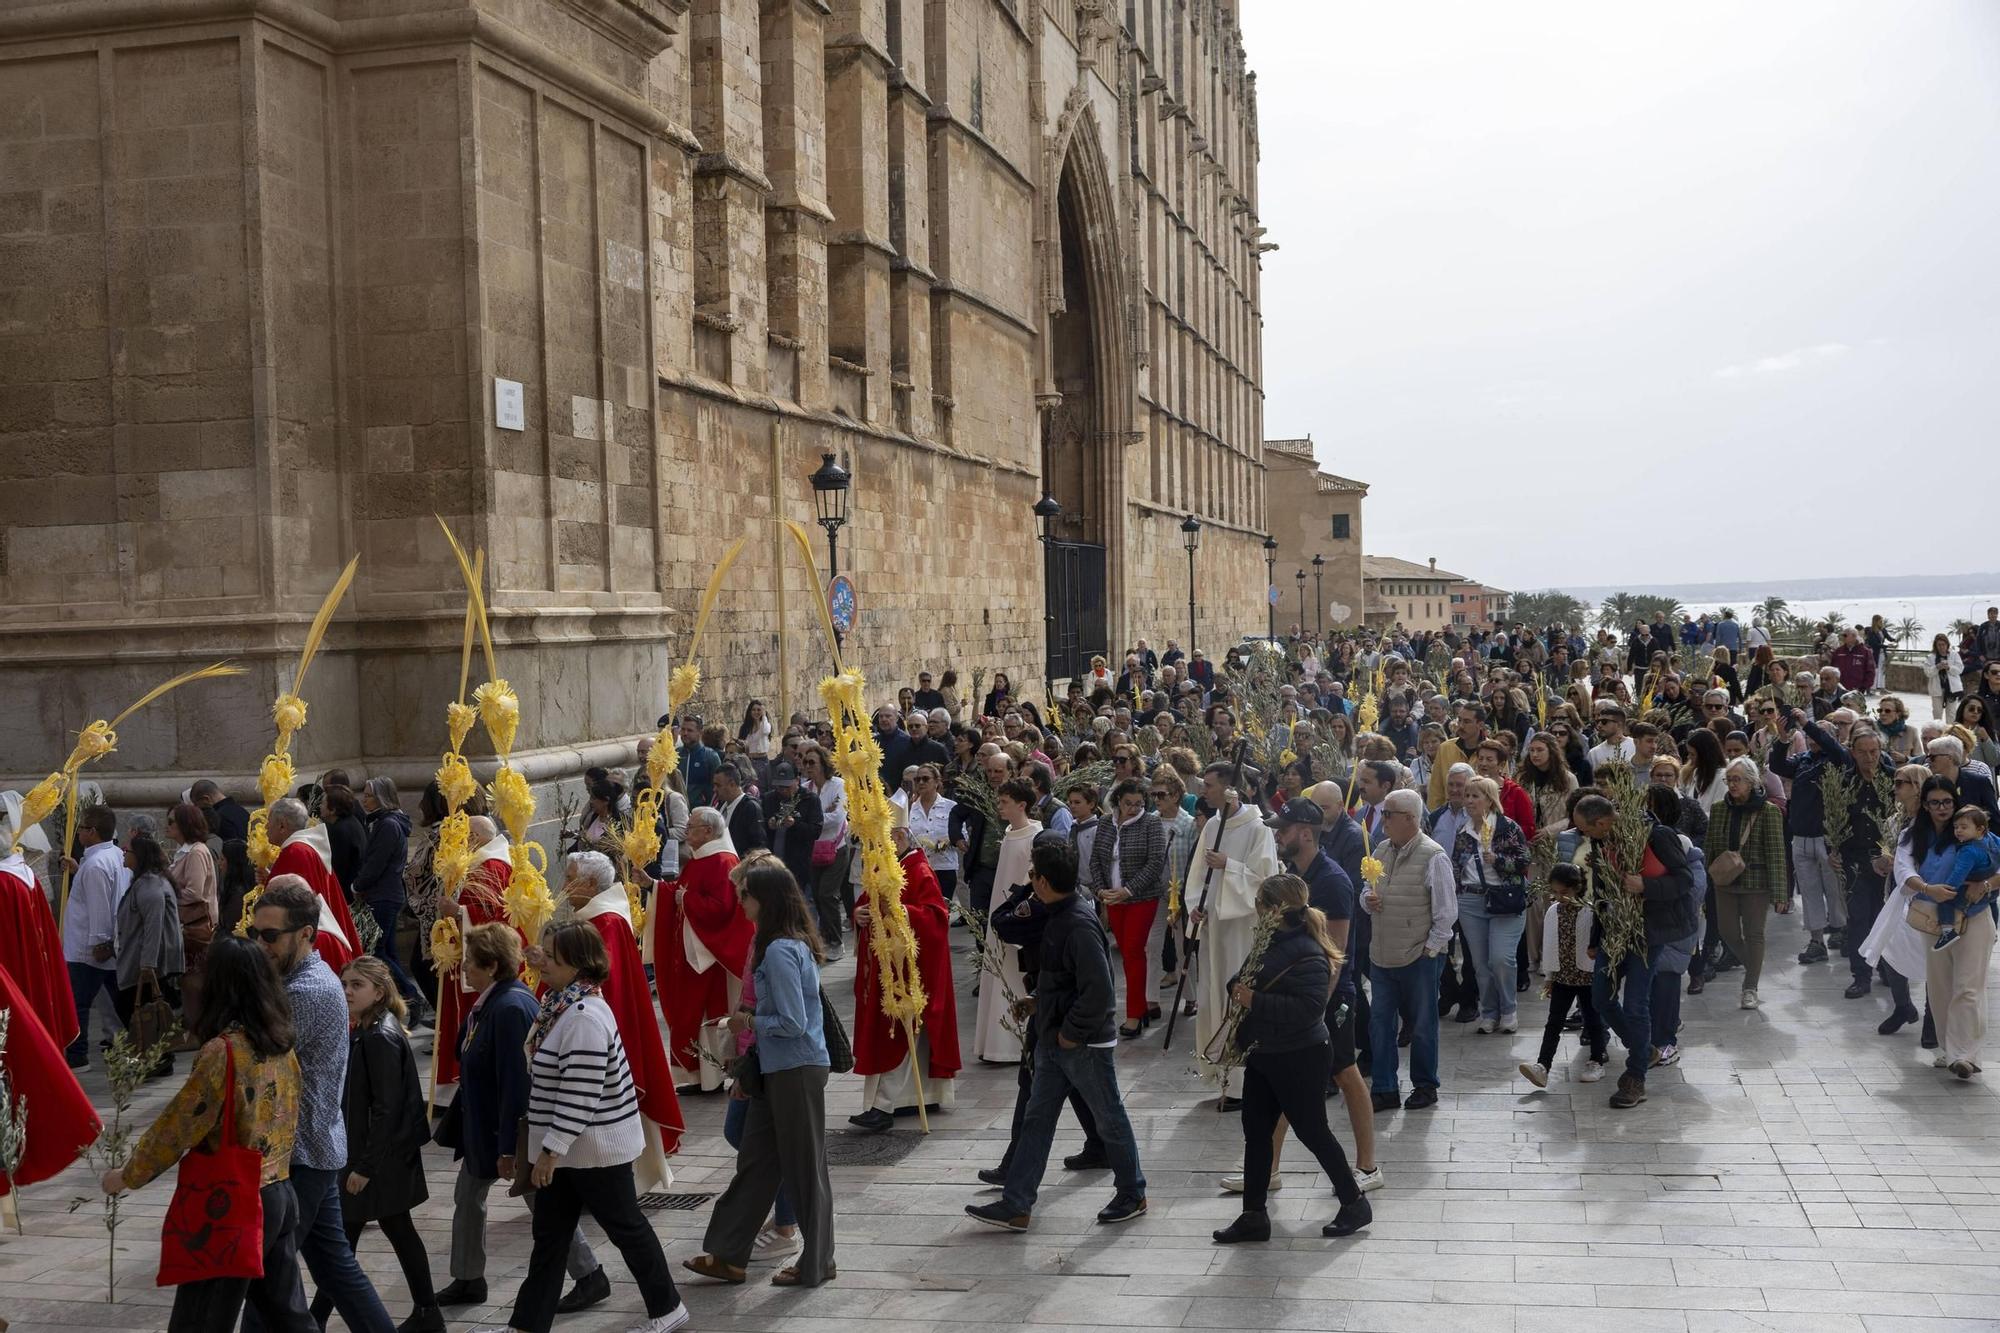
[1262,535,1278,643]
[1180,514,1201,661]
[1034,493,1061,681]
[1312,553,1325,639]
[809,451,851,648]
[1295,568,1307,641]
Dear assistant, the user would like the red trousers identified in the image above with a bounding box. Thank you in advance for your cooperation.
[1106,898,1160,1021]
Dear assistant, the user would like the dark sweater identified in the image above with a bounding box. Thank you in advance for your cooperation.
[1029,893,1117,1048]
[1768,719,1846,838]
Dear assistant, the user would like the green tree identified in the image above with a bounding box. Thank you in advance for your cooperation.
[1757,595,1791,627]
[1891,616,1922,647]
[1509,590,1590,629]
[1597,592,1638,630]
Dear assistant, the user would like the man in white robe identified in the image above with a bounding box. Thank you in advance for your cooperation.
[1191,763,1280,1102]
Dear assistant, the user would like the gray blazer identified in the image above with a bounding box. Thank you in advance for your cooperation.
[1087,811,1169,902]
[116,871,185,989]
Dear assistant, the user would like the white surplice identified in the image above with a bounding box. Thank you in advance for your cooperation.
[971,819,1043,1064]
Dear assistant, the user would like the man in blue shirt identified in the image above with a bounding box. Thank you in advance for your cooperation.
[251,879,393,1333]
[674,713,720,807]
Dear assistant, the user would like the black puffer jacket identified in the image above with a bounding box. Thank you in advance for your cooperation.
[1232,918,1335,1055]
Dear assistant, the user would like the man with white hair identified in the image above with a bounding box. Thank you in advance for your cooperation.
[558,849,683,1202]
[648,808,750,1092]
[1362,789,1457,1112]
[266,794,359,968]
[1,789,77,1050]
[1928,736,1999,819]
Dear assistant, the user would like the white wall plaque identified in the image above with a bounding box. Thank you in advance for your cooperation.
[495,378,525,431]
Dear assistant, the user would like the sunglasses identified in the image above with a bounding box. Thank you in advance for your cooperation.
[1925,799,1957,810]
[246,925,303,944]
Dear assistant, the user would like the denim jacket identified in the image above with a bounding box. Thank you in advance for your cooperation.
[752,937,829,1072]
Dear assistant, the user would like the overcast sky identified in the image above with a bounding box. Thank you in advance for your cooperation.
[1238,1,2000,591]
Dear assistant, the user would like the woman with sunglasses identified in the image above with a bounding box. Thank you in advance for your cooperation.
[1953,698,2000,770]
[1891,776,1995,1070]
[1862,766,1943,1036]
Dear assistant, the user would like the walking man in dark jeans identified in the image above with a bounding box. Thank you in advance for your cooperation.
[249,879,394,1333]
[978,834,1105,1184]
[1572,794,1696,1110]
[967,840,1146,1232]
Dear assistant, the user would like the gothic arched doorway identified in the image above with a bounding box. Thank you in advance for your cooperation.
[1040,135,1128,682]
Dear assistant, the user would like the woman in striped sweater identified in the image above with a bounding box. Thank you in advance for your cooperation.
[479,922,688,1333]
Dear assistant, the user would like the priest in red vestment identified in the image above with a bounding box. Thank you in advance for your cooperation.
[561,850,683,1188]
[265,797,357,972]
[0,792,78,1051]
[847,810,961,1131]
[0,960,102,1201]
[434,816,516,1088]
[645,808,750,1092]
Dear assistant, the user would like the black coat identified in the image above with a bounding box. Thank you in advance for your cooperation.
[354,806,411,907]
[727,795,767,853]
[207,796,251,846]
[340,1014,431,1221]
[1233,922,1334,1055]
[326,813,367,894]
[765,785,824,887]
[1031,893,1116,1047]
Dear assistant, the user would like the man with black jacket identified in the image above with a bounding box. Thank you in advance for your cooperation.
[975,834,1105,1185]
[1769,709,1849,963]
[1574,794,1695,1110]
[967,839,1146,1232]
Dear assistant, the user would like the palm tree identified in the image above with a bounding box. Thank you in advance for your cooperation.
[1891,616,1922,647]
[1757,595,1790,626]
[1597,592,1638,631]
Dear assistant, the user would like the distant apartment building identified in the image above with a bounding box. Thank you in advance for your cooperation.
[1264,436,1367,631]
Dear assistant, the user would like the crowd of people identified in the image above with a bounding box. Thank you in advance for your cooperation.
[3,606,1998,1327]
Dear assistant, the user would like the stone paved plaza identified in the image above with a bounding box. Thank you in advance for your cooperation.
[4,921,1998,1333]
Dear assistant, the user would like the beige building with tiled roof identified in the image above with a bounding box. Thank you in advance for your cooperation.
[1264,435,1367,634]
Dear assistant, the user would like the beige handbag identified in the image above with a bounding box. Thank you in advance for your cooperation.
[1710,807,1762,887]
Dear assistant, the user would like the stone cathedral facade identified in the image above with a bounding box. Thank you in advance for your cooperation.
[0,0,1266,810]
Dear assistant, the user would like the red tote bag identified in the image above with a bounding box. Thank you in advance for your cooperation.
[157,1043,266,1286]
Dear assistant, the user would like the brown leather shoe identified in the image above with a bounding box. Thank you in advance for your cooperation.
[681,1254,747,1284]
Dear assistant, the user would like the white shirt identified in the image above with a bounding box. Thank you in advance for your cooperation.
[906,794,957,873]
[64,840,130,965]
[743,717,773,758]
[1587,737,1637,770]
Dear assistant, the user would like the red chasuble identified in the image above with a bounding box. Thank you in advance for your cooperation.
[270,826,359,963]
[434,845,515,1088]
[0,859,78,1051]
[647,842,750,1077]
[851,849,962,1079]
[577,887,684,1156]
[0,962,102,1195]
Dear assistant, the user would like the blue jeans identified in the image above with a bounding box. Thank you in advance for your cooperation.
[1457,893,1526,1023]
[723,1091,796,1227]
[366,897,422,1005]
[1001,1038,1145,1214]
[1591,944,1658,1082]
[1368,953,1445,1094]
[247,1165,393,1333]
[65,962,118,1063]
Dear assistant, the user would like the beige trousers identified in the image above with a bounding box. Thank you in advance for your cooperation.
[1925,907,1995,1065]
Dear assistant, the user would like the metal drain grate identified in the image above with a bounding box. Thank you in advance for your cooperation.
[823,1131,925,1167]
[635,1192,715,1212]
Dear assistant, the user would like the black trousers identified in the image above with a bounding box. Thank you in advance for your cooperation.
[999,1012,1101,1172]
[309,1209,434,1320]
[510,1163,682,1333]
[167,1179,315,1333]
[1537,982,1607,1068]
[1241,1044,1359,1214]
[1847,874,1887,983]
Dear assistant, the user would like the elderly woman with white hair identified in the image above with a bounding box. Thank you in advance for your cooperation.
[1926,734,2000,819]
[1704,755,1791,1010]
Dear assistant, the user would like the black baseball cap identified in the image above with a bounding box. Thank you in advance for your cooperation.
[1267,797,1324,830]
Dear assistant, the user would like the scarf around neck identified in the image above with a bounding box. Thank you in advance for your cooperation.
[527,978,602,1058]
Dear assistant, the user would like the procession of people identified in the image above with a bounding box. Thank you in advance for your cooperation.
[3,602,1997,1330]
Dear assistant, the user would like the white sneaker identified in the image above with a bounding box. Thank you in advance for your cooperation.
[1220,1172,1283,1193]
[1519,1061,1549,1088]
[1740,989,1759,1010]
[1353,1166,1384,1193]
[750,1225,802,1263]
[1474,1019,1495,1034]
[1499,1017,1519,1034]
[1653,1044,1681,1067]
[629,1307,691,1333]
[1934,1052,1950,1068]
[1580,1060,1607,1083]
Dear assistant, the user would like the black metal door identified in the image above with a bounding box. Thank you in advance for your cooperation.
[1043,540,1107,683]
